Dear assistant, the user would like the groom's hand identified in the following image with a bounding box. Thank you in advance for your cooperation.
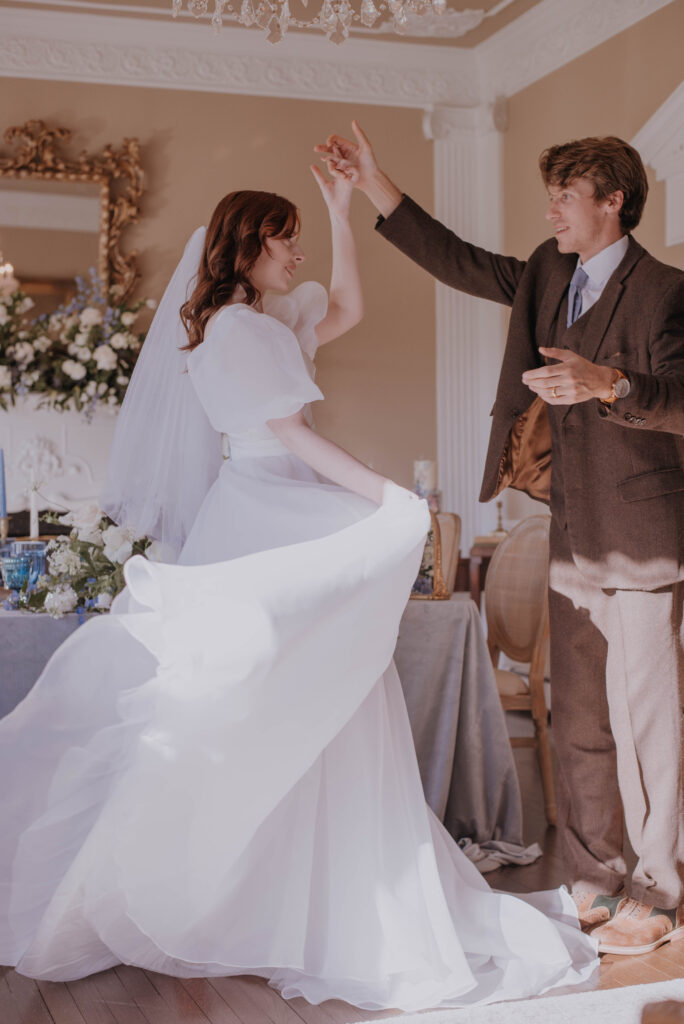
[314,121,402,217]
[314,120,375,187]
[522,347,617,404]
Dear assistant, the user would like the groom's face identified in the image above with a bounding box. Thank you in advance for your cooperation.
[545,177,621,263]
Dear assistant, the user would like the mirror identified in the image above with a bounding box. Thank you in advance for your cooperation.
[0,176,103,316]
[0,119,143,302]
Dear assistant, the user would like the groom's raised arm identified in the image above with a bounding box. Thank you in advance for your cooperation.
[315,121,526,308]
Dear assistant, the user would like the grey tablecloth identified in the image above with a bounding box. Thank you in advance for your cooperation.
[0,595,522,845]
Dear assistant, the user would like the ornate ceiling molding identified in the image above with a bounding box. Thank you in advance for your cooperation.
[0,0,676,108]
[477,0,675,102]
[0,9,479,109]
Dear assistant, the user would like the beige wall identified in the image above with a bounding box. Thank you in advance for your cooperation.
[504,1,684,270]
[0,80,435,486]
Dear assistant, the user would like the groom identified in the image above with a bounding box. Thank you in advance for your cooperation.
[316,124,684,955]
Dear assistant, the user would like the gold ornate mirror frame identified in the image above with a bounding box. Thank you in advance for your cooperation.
[0,119,143,299]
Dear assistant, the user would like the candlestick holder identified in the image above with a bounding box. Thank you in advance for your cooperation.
[0,516,8,542]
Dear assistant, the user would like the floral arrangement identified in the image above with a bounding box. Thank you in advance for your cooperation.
[0,269,155,417]
[411,527,435,596]
[5,503,160,618]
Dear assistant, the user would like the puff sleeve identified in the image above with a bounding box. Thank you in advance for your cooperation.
[187,305,323,436]
[262,281,328,359]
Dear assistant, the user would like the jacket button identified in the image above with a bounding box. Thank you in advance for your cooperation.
[624,413,632,422]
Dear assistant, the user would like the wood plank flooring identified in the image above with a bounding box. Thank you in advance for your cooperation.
[4,723,683,1022]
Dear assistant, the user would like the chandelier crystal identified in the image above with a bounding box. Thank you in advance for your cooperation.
[171,0,459,44]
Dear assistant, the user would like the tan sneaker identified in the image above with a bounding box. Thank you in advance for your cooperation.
[571,889,624,930]
[594,898,684,956]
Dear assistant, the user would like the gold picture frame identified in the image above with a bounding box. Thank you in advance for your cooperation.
[0,119,143,300]
[410,511,451,601]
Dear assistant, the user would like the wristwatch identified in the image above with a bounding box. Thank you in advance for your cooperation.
[601,368,630,405]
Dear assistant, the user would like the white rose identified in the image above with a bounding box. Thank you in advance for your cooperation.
[146,298,158,309]
[94,592,113,610]
[48,314,63,332]
[65,313,80,329]
[93,344,117,371]
[102,524,135,564]
[0,365,11,388]
[107,394,119,407]
[145,540,165,562]
[61,501,103,534]
[13,341,35,365]
[116,375,129,386]
[22,370,39,386]
[84,380,97,397]
[0,307,9,325]
[33,334,51,353]
[74,346,91,362]
[44,585,78,618]
[120,311,137,327]
[109,332,128,350]
[97,382,108,396]
[18,296,34,314]
[80,307,103,327]
[62,359,87,381]
[108,539,132,564]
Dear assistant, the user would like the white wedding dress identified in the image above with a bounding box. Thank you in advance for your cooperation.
[0,283,598,1011]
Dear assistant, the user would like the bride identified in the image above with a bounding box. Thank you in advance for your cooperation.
[0,165,598,1011]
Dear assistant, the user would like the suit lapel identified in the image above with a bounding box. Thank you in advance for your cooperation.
[559,237,644,423]
[578,237,644,364]
[535,255,575,352]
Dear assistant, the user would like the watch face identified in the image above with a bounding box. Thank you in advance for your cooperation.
[614,376,631,399]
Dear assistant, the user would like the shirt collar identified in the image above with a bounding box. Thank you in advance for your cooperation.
[578,235,629,289]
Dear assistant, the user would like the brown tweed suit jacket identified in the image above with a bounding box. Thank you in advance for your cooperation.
[377,196,684,591]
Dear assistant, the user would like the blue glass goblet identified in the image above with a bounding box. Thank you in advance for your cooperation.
[11,541,47,585]
[0,553,33,590]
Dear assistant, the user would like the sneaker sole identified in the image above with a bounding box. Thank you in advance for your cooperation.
[598,923,684,957]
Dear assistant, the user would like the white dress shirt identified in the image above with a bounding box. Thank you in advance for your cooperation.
[576,234,629,316]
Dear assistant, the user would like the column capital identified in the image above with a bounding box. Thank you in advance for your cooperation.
[422,99,508,143]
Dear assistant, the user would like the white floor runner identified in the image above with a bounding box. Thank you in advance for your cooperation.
[353,978,684,1024]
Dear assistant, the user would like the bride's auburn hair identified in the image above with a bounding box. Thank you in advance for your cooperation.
[180,190,300,351]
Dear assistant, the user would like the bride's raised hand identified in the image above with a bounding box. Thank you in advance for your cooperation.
[310,162,354,221]
[313,120,377,192]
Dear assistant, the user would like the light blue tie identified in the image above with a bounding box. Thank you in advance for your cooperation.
[567,265,588,327]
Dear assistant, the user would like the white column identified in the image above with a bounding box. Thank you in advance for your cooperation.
[423,102,508,551]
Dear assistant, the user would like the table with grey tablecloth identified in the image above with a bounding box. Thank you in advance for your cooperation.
[0,594,522,846]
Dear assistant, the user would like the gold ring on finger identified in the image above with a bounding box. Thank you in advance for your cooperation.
[552,386,558,399]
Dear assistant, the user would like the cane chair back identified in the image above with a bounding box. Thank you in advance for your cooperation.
[484,515,556,825]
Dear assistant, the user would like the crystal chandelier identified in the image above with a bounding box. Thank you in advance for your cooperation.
[172,0,469,45]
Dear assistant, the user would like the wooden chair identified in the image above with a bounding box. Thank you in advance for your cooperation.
[484,514,556,826]
[436,512,461,593]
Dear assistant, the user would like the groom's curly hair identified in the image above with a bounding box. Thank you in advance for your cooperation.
[539,136,648,234]
[181,190,300,351]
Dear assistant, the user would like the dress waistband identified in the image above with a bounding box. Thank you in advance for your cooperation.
[227,435,291,460]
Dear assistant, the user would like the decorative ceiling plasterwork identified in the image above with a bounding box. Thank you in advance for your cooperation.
[0,0,676,109]
[476,0,674,102]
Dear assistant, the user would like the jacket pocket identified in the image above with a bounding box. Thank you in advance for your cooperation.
[618,467,684,503]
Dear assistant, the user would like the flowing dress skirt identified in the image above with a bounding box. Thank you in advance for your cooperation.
[0,458,598,1010]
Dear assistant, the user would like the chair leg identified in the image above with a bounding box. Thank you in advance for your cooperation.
[534,716,557,826]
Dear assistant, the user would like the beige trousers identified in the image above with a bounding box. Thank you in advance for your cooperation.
[548,518,684,909]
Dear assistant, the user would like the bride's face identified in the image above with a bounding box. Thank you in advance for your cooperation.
[249,234,305,294]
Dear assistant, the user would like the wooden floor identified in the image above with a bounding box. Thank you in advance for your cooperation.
[3,727,684,1023]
